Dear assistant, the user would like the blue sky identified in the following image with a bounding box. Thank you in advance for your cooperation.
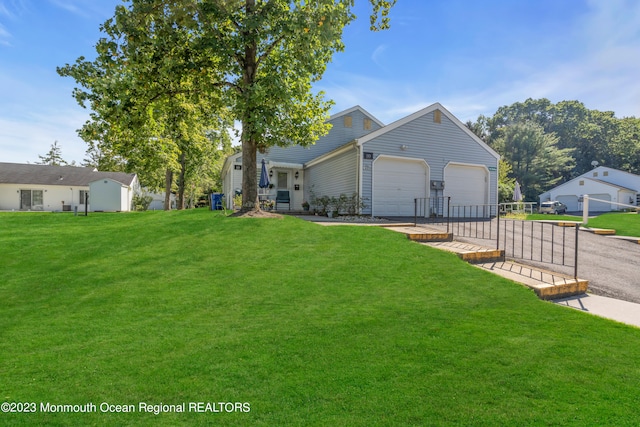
[2,0,640,164]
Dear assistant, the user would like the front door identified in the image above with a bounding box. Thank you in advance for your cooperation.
[277,172,288,190]
[20,190,32,210]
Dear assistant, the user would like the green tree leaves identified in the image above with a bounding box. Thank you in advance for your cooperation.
[58,0,233,209]
[470,98,640,201]
[495,122,574,201]
[59,0,394,212]
[37,141,68,166]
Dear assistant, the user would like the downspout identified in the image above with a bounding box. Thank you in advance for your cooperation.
[355,139,362,214]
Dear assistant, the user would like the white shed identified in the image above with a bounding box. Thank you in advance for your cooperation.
[89,178,135,212]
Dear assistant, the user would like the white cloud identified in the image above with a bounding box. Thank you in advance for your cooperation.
[0,23,10,45]
[320,0,640,124]
[47,0,115,19]
[48,0,83,16]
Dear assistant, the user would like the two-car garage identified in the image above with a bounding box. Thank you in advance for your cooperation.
[359,104,499,218]
[372,156,489,217]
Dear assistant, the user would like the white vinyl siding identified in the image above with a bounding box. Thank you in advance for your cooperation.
[361,109,498,214]
[305,148,358,202]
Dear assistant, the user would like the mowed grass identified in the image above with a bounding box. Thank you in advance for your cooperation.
[526,213,583,222]
[526,211,640,238]
[2,210,640,426]
[586,211,640,237]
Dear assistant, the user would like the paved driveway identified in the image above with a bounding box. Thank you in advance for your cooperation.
[570,231,640,304]
[455,223,640,304]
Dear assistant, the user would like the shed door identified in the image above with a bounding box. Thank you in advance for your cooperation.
[373,157,428,217]
[444,164,488,206]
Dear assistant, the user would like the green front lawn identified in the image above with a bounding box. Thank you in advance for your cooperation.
[526,213,582,222]
[525,211,640,237]
[1,210,640,426]
[586,211,640,237]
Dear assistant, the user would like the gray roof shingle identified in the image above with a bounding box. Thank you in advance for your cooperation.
[0,163,137,187]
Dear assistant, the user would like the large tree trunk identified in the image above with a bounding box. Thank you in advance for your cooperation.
[241,132,258,212]
[177,151,186,210]
[164,168,173,210]
[240,2,260,213]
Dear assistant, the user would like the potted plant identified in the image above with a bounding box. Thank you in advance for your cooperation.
[317,195,331,216]
[328,196,339,218]
[302,201,310,211]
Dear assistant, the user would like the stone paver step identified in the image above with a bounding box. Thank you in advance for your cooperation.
[420,240,587,300]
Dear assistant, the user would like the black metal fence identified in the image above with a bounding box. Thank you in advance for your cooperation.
[499,219,579,278]
[413,196,450,226]
[414,198,579,278]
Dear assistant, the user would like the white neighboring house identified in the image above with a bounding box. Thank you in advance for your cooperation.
[0,162,139,212]
[539,166,640,212]
[222,103,500,216]
[143,191,176,211]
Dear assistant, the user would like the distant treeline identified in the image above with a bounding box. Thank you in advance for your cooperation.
[466,98,640,201]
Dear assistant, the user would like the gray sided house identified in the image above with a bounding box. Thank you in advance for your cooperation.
[0,162,139,212]
[222,103,500,217]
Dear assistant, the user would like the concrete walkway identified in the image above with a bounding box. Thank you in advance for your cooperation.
[553,294,640,328]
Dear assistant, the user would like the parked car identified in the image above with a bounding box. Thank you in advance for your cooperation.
[539,201,567,214]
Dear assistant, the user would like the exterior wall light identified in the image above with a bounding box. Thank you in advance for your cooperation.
[295,171,299,179]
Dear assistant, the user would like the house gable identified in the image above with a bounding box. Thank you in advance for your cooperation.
[357,103,500,213]
[258,105,383,165]
[582,166,640,190]
[357,103,499,160]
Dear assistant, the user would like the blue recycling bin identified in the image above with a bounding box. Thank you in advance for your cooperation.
[210,193,224,210]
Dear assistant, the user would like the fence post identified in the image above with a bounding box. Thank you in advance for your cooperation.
[582,195,589,225]
[446,197,451,234]
[496,204,500,250]
[574,223,580,279]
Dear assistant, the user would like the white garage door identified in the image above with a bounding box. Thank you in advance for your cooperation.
[444,164,488,206]
[373,157,428,216]
[557,195,579,212]
[588,193,612,212]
